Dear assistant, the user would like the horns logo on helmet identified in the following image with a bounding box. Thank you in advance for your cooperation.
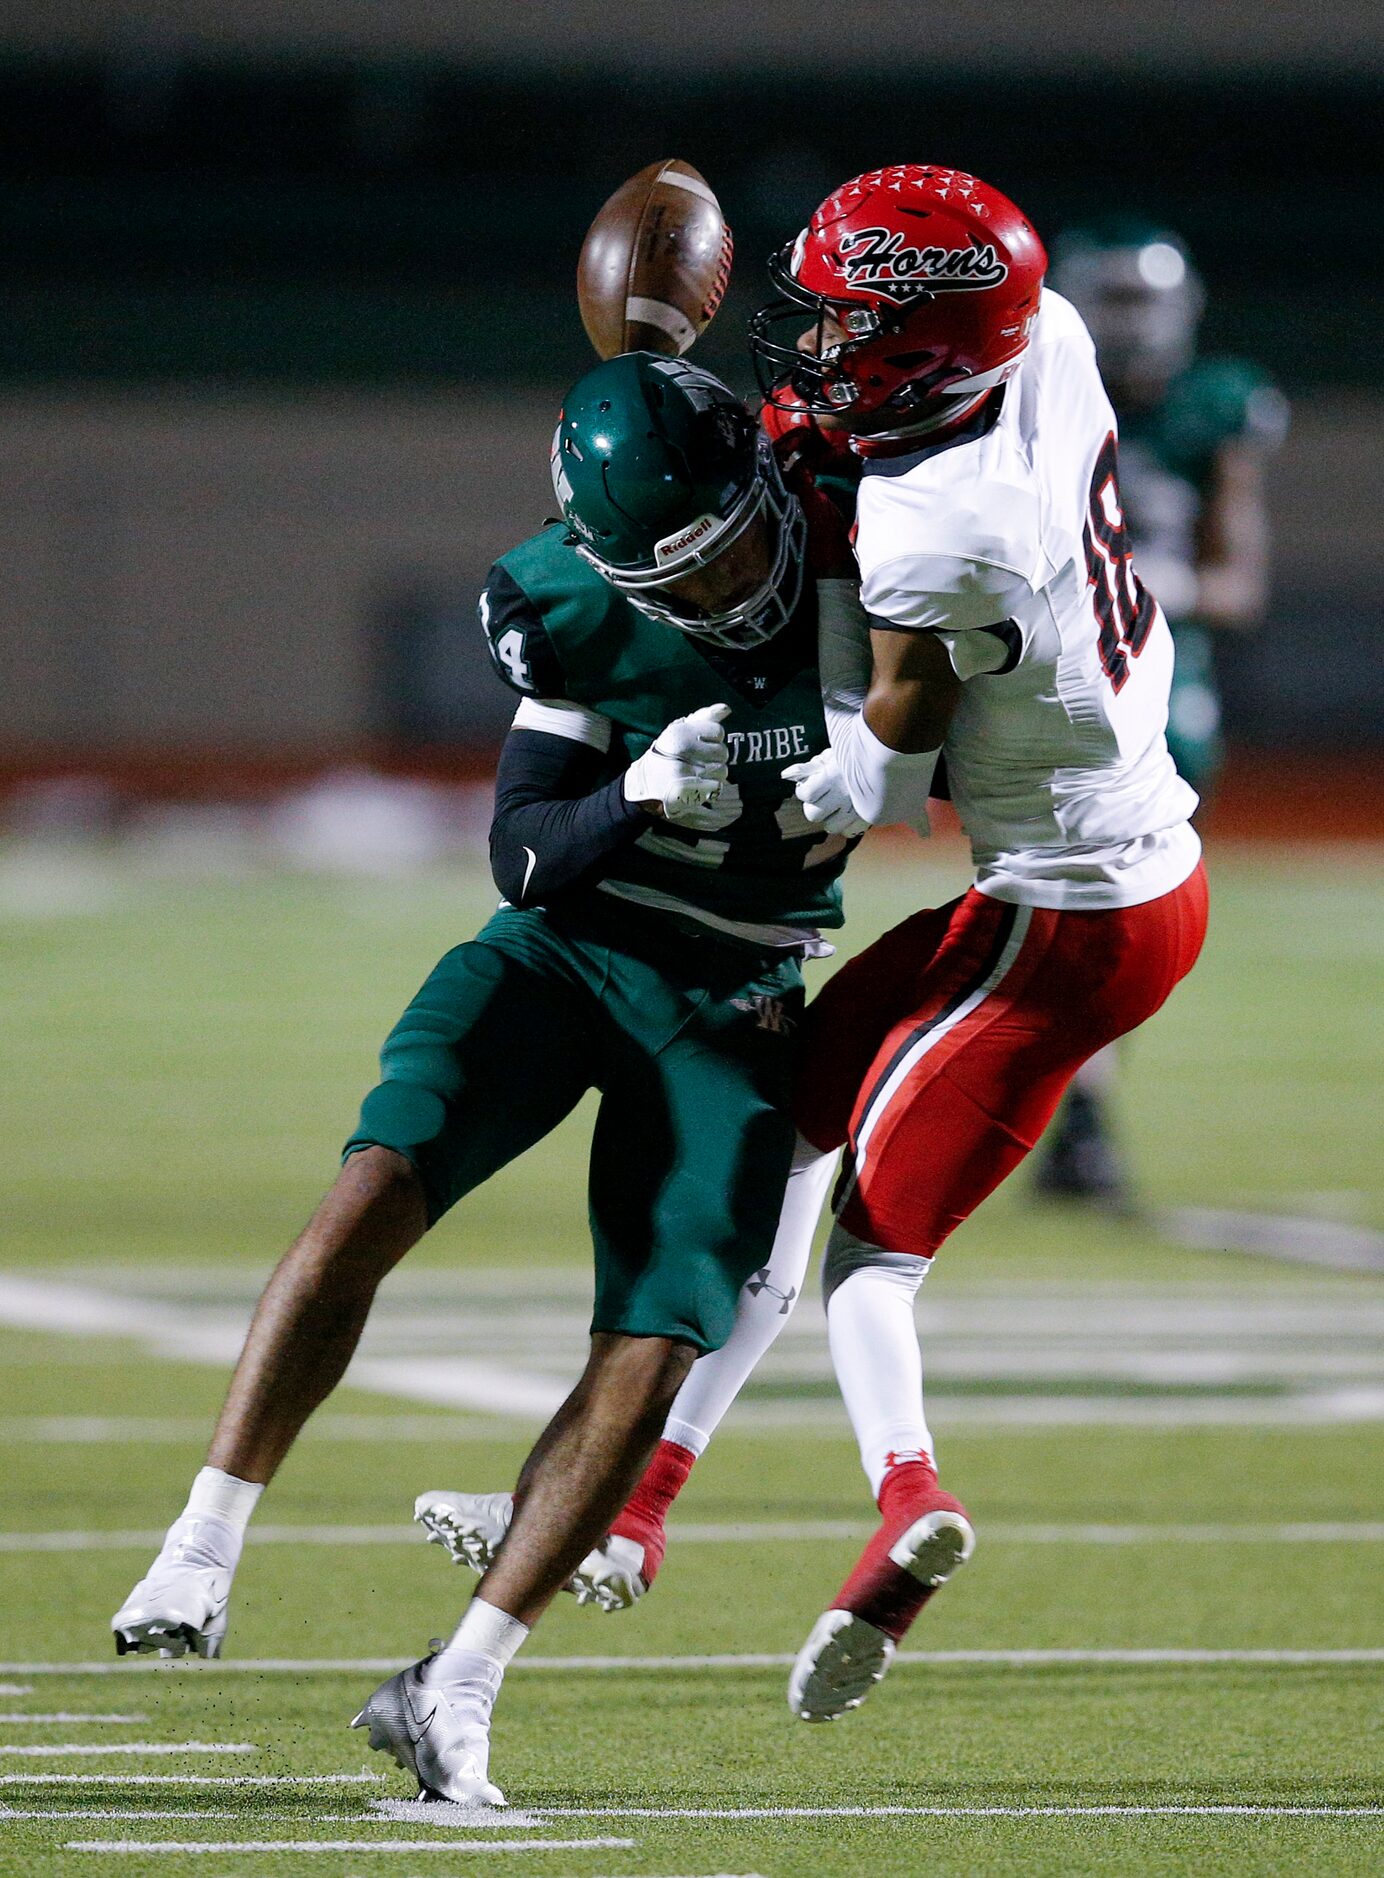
[750,165,1046,423]
[838,228,1010,302]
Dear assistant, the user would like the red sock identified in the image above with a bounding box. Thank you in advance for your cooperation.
[608,1438,696,1587]
[832,1458,969,1642]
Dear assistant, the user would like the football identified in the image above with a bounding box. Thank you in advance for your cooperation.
[577,158,733,360]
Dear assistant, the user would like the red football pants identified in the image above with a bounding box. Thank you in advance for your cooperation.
[796,864,1208,1259]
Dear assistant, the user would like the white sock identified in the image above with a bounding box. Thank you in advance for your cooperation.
[661,1135,836,1453]
[163,1467,265,1572]
[825,1238,934,1501]
[184,1467,264,1533]
[429,1596,529,1688]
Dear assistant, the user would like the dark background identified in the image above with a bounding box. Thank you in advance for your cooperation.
[0,17,1380,769]
[0,63,1378,393]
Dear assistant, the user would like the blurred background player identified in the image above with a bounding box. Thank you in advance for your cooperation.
[1034,218,1289,1206]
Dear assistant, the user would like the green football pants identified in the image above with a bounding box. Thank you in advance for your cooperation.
[345,895,805,1354]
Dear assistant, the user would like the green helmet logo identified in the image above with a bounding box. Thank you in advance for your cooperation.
[550,351,805,650]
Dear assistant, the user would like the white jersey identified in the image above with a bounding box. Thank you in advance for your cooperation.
[854,289,1200,910]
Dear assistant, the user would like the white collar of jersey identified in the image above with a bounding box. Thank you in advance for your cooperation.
[851,388,993,452]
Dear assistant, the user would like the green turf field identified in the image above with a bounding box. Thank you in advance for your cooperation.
[1,838,1381,1877]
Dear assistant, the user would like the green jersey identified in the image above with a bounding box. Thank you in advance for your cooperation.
[1115,357,1287,790]
[480,523,856,933]
[1117,356,1288,628]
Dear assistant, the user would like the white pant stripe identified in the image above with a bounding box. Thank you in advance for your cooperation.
[851,902,1034,1176]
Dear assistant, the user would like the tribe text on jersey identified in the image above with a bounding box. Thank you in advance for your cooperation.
[481,525,859,934]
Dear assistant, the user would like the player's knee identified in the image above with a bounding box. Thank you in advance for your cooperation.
[587,1333,697,1429]
[351,1078,449,1175]
[320,1146,428,1268]
[821,1219,931,1306]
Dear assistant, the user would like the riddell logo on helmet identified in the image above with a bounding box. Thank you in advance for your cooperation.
[838,227,1009,303]
[654,513,721,564]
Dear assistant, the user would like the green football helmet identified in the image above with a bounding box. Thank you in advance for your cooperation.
[1050,216,1206,390]
[550,351,805,650]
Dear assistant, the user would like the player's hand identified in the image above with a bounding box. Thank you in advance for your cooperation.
[624,703,731,819]
[783,750,871,837]
[668,780,742,834]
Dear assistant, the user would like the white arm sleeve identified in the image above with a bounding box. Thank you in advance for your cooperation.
[512,696,613,752]
[829,711,939,828]
[816,576,939,829]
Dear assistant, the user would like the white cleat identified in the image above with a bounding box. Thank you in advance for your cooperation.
[415,1489,648,1614]
[888,1507,975,1585]
[788,1509,975,1722]
[568,1534,647,1612]
[789,1609,895,1722]
[111,1517,235,1659]
[351,1652,506,1807]
[415,1490,513,1574]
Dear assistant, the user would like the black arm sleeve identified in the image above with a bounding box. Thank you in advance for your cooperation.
[489,727,648,908]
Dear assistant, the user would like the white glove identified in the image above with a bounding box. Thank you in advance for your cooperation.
[782,750,871,837]
[623,703,730,819]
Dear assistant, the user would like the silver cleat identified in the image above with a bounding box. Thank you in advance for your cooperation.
[350,1652,506,1807]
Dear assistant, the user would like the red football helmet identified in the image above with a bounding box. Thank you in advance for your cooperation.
[750,165,1047,424]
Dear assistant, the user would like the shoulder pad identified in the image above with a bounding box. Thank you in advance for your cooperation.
[478,560,567,698]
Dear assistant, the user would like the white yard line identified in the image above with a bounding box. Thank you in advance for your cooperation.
[0,1741,256,1756]
[420,1802,1383,1821]
[0,1712,147,1723]
[0,1772,381,1785]
[4,1518,1384,1556]
[1161,1207,1384,1275]
[360,1806,548,1829]
[367,1796,1384,1831]
[523,1648,1384,1670]
[0,1274,564,1417]
[3,1650,1382,1678]
[65,1839,638,1855]
[0,1686,30,1697]
[0,1808,235,1820]
[0,1525,436,1552]
[24,1401,1384,1437]
[918,1391,1384,1426]
[0,1417,499,1444]
[347,1358,565,1416]
[7,1268,1384,1435]
[986,1521,1384,1544]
